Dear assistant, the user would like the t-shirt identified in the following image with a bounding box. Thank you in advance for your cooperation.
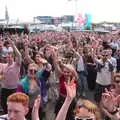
[96,59,112,85]
[0,62,20,89]
[3,47,13,53]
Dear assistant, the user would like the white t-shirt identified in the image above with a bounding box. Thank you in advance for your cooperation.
[77,56,85,72]
[96,59,112,85]
[3,47,13,53]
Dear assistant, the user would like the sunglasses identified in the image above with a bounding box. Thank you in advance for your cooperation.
[115,81,120,83]
[29,69,37,74]
[102,55,108,57]
[75,116,95,120]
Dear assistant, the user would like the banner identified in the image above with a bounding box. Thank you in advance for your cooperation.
[75,13,92,28]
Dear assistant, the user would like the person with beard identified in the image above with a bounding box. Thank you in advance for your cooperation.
[94,50,114,104]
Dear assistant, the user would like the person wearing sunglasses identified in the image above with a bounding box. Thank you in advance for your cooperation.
[31,80,97,120]
[55,80,101,120]
[94,49,115,104]
[17,63,42,120]
[17,62,52,120]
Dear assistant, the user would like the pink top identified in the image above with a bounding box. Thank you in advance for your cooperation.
[0,62,20,89]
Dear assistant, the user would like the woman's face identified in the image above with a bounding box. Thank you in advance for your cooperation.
[63,67,72,79]
[27,66,37,79]
[74,101,96,120]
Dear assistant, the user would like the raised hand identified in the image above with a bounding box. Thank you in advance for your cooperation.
[65,79,76,101]
[101,92,115,112]
[51,48,57,58]
[116,95,120,104]
[32,95,41,120]
[24,39,29,47]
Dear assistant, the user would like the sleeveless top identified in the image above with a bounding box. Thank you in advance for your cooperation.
[1,62,20,89]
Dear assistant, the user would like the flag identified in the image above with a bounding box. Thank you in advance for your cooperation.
[5,6,9,21]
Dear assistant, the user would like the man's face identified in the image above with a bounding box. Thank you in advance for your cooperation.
[7,102,28,120]
[45,48,52,57]
[102,50,109,60]
[35,54,40,63]
[107,49,112,56]
[79,48,83,55]
[114,76,120,89]
[5,52,13,63]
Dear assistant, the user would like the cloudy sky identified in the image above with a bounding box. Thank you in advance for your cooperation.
[0,0,120,23]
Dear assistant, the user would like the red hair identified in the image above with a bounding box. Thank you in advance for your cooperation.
[7,92,29,107]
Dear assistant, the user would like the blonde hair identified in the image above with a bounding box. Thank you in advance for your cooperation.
[63,64,78,80]
[74,99,101,120]
[28,63,39,69]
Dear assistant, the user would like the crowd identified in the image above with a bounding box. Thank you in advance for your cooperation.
[0,30,120,120]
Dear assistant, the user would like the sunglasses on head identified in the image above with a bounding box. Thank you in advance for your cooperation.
[29,69,37,74]
[75,116,95,120]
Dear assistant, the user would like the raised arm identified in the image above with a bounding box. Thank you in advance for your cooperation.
[71,48,80,58]
[10,40,22,65]
[100,92,119,120]
[55,80,76,120]
[24,39,34,64]
[32,95,41,120]
[51,48,63,75]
